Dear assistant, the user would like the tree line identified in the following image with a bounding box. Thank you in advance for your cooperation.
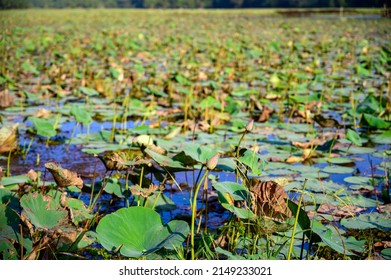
[0,0,386,9]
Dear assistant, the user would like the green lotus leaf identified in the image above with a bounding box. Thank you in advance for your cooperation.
[66,198,93,224]
[71,105,93,125]
[215,157,237,172]
[381,248,391,260]
[102,177,125,198]
[96,206,189,258]
[327,157,354,165]
[338,146,375,154]
[323,165,355,174]
[344,176,371,185]
[79,86,99,97]
[27,116,56,137]
[212,181,250,201]
[20,192,67,230]
[145,148,185,169]
[237,149,265,176]
[182,143,217,165]
[348,194,378,208]
[0,189,19,209]
[312,221,358,256]
[220,203,255,220]
[346,129,362,147]
[0,175,30,190]
[371,130,391,145]
[363,114,390,129]
[0,204,19,241]
[340,213,391,230]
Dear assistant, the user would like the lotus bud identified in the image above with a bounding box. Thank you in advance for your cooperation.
[245,119,254,132]
[206,154,219,170]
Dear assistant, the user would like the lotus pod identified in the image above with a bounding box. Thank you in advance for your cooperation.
[0,124,18,152]
[249,178,291,222]
[45,162,83,189]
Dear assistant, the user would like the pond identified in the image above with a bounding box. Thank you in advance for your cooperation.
[0,9,390,260]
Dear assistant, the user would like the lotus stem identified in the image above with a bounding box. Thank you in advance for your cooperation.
[287,179,307,260]
[67,122,79,151]
[6,150,11,177]
[190,167,209,260]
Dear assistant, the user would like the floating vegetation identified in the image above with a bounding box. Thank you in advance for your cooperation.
[0,9,390,260]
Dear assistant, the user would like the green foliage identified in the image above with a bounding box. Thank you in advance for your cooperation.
[20,193,67,230]
[96,206,189,258]
[27,117,56,138]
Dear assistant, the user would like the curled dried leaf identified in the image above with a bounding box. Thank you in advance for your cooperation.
[26,169,38,182]
[34,108,52,118]
[249,178,291,222]
[258,105,274,122]
[45,162,83,189]
[130,185,154,198]
[291,139,324,149]
[0,124,18,152]
[285,156,304,164]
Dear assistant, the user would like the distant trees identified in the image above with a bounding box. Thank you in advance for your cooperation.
[0,0,387,9]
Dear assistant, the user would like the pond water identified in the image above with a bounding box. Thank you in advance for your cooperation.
[1,113,389,228]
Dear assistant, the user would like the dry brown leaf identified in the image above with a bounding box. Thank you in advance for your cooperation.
[249,179,291,222]
[286,156,304,164]
[45,162,83,189]
[33,108,51,118]
[317,203,365,218]
[0,89,15,108]
[26,169,38,182]
[198,71,208,81]
[302,148,323,159]
[0,124,18,153]
[291,139,324,149]
[377,204,391,214]
[258,105,274,122]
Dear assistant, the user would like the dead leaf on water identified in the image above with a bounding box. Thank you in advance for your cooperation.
[286,156,304,164]
[291,139,325,149]
[317,203,365,218]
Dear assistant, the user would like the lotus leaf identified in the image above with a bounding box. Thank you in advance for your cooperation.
[212,181,251,201]
[96,206,189,258]
[381,248,391,260]
[28,116,56,137]
[312,221,359,256]
[346,129,362,147]
[237,149,265,176]
[20,192,67,230]
[145,148,185,169]
[71,105,93,125]
[340,213,391,230]
[182,142,217,165]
